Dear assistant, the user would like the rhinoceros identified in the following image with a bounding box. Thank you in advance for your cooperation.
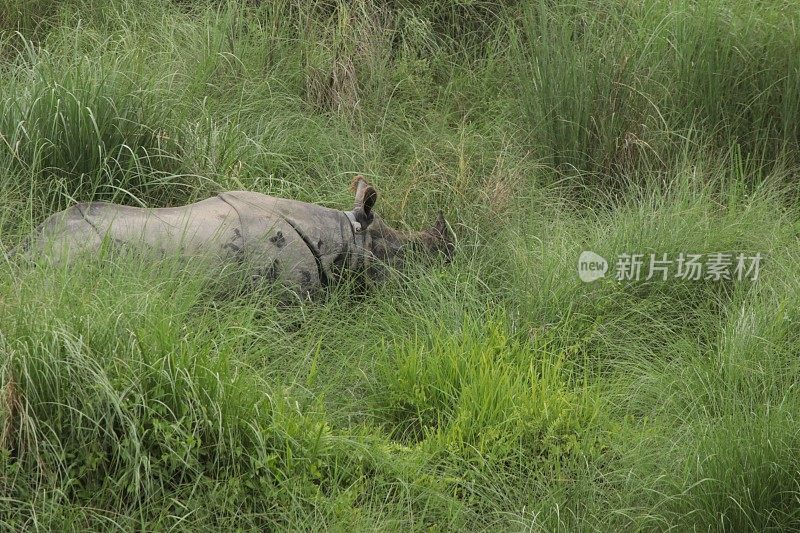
[16,177,454,298]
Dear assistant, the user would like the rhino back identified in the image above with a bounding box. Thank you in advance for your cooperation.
[81,197,242,258]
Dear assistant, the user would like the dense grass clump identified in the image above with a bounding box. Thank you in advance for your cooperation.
[375,315,603,463]
[1,0,800,530]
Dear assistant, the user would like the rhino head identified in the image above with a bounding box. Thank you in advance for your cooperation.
[347,176,455,280]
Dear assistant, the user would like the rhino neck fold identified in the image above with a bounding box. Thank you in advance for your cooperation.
[282,217,330,288]
[343,210,368,272]
[344,210,361,233]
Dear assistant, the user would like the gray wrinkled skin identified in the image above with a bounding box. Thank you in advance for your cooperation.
[19,177,454,298]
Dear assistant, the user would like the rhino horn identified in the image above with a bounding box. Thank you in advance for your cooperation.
[424,211,455,262]
[351,175,378,228]
[433,211,447,236]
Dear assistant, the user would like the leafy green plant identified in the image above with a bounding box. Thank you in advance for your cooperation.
[376,315,606,472]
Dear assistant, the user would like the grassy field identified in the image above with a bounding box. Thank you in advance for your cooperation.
[1,0,800,530]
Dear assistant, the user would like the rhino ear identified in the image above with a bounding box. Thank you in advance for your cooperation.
[351,175,378,225]
[363,186,378,217]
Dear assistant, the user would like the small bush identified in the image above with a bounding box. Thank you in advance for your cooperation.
[375,314,606,473]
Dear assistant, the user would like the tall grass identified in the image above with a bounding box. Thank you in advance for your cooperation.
[1,0,800,530]
[516,0,800,182]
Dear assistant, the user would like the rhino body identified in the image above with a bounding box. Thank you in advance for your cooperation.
[19,178,454,298]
